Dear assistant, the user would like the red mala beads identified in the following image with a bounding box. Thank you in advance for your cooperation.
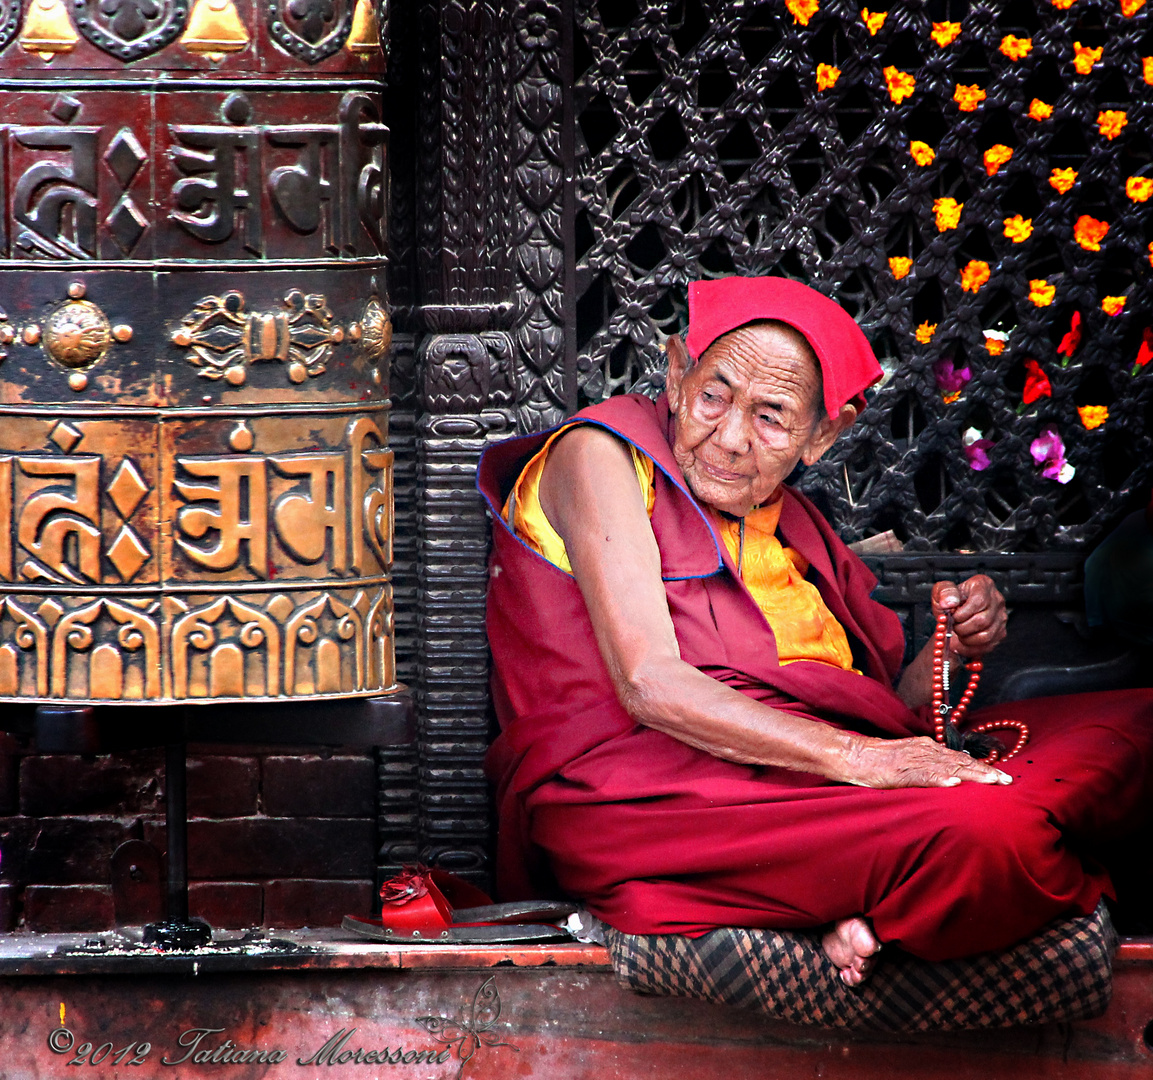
[931,611,1028,763]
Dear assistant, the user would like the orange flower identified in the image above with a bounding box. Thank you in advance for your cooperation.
[983,144,1013,175]
[954,83,986,111]
[1078,405,1109,429]
[1028,99,1053,121]
[889,256,913,279]
[1149,241,1153,268]
[933,197,963,230]
[915,322,937,343]
[1098,110,1128,139]
[960,260,991,293]
[786,0,819,24]
[1074,42,1104,75]
[983,330,1008,356]
[1144,57,1153,85]
[1126,176,1153,202]
[1102,295,1127,316]
[1049,167,1077,193]
[1000,35,1032,60]
[910,140,936,166]
[1122,0,1145,15]
[1051,0,1075,7]
[884,66,916,103]
[1074,214,1109,251]
[861,7,886,34]
[816,63,841,90]
[931,21,961,46]
[1003,215,1033,243]
[1028,279,1056,306]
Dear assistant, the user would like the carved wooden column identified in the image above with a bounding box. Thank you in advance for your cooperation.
[413,0,515,884]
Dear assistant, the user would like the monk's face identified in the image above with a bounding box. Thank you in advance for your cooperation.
[665,322,853,517]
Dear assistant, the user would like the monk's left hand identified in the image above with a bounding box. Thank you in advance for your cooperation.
[931,575,1007,658]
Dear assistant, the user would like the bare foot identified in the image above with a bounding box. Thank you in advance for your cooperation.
[821,917,882,987]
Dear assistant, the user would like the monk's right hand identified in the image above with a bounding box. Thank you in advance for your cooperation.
[841,735,1013,789]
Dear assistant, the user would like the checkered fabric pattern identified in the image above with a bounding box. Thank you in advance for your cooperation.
[604,900,1115,1031]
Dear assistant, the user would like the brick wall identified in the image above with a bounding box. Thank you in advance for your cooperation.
[0,734,376,933]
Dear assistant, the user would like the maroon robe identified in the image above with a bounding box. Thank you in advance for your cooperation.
[479,393,1153,961]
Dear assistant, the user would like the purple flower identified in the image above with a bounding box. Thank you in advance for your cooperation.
[962,427,994,471]
[934,358,971,400]
[1030,427,1075,484]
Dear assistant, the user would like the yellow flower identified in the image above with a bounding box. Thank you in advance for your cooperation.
[983,144,1013,175]
[1078,405,1109,429]
[1029,279,1056,306]
[786,0,819,25]
[984,331,1008,356]
[933,197,963,230]
[816,63,841,90]
[1145,57,1153,85]
[1126,176,1153,202]
[1049,167,1078,193]
[1028,99,1053,121]
[1074,42,1104,74]
[909,140,936,166]
[884,66,916,103]
[915,322,937,343]
[960,260,991,293]
[954,83,986,111]
[1122,0,1145,15]
[931,21,962,46]
[861,7,886,34]
[889,256,913,279]
[1003,215,1033,242]
[1000,35,1032,60]
[1098,110,1128,140]
[1051,0,1076,8]
[1102,295,1127,316]
[1074,215,1109,251]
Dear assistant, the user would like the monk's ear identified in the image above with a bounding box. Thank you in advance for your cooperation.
[665,334,693,409]
[800,402,857,466]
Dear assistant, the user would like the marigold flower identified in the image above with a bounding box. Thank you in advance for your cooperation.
[984,144,1013,175]
[786,0,819,25]
[954,83,986,111]
[984,330,1008,356]
[960,260,990,293]
[915,322,937,343]
[1000,35,1032,60]
[1031,428,1074,484]
[1028,99,1053,121]
[1149,241,1153,268]
[933,196,963,230]
[931,21,962,46]
[884,66,916,103]
[1074,215,1109,251]
[1029,279,1056,306]
[888,256,913,279]
[909,140,936,166]
[1049,167,1077,193]
[1073,42,1104,74]
[1102,295,1127,316]
[1144,57,1153,85]
[816,63,841,90]
[1135,327,1153,369]
[1126,176,1153,202]
[1051,0,1076,8]
[1098,110,1128,140]
[1003,215,1033,243]
[1023,359,1052,404]
[861,7,886,34]
[1078,405,1109,429]
[1057,311,1082,358]
[962,427,995,470]
[934,358,971,399]
[1122,0,1145,15]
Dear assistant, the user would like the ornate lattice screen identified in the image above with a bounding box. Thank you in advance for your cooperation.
[514,0,1153,552]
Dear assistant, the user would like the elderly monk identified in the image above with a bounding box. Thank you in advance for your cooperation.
[478,276,1153,986]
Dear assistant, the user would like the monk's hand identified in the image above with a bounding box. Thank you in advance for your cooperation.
[931,575,1007,658]
[842,735,1012,789]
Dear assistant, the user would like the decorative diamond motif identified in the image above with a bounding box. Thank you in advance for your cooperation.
[106,198,149,255]
[37,598,64,627]
[49,421,82,453]
[104,128,147,187]
[49,94,81,123]
[106,458,148,520]
[107,525,150,582]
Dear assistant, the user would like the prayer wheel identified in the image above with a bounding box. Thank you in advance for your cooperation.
[0,0,396,703]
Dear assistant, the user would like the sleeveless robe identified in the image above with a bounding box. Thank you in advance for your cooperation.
[478,393,1153,961]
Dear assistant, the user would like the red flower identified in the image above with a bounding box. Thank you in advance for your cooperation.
[1022,359,1052,404]
[1136,327,1153,369]
[1056,311,1082,358]
[380,867,429,905]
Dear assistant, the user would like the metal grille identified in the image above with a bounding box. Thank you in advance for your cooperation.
[568,0,1153,551]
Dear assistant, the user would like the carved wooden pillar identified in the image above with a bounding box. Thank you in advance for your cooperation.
[412,0,515,884]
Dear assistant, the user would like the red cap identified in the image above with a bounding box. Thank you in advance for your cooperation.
[684,276,884,417]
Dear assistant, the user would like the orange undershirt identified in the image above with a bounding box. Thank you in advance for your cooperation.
[504,428,855,670]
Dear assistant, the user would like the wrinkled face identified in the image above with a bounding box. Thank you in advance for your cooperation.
[666,322,850,517]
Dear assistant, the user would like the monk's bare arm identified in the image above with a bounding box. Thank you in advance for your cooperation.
[539,426,1009,789]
